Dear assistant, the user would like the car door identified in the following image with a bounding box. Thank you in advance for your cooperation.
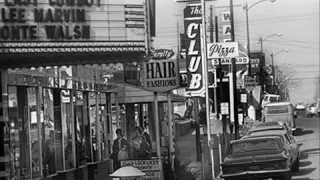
[283,134,295,164]
[284,133,299,164]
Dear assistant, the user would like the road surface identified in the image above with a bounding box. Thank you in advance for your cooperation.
[292,115,320,180]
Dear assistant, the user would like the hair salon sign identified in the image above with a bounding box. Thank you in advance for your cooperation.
[143,49,180,92]
[207,42,239,59]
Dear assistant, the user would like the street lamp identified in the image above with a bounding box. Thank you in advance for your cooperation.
[258,33,282,52]
[270,49,289,93]
[245,0,276,76]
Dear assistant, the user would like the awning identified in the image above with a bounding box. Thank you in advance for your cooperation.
[108,83,186,104]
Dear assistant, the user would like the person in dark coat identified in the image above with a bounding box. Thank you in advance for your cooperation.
[199,104,207,135]
[111,129,129,170]
[130,127,151,160]
[141,126,152,150]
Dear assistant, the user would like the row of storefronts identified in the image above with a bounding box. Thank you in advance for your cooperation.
[1,65,182,180]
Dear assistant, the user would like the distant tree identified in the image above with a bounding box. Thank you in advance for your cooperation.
[276,66,301,100]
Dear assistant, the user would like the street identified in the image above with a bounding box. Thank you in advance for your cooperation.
[292,115,320,180]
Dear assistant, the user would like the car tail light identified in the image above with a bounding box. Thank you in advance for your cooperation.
[263,161,286,170]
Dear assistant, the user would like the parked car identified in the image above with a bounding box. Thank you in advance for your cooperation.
[306,103,317,117]
[220,136,294,180]
[262,102,296,133]
[247,121,292,135]
[242,130,302,172]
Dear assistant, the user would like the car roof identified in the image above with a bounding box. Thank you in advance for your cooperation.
[249,125,286,132]
[231,136,280,144]
[252,121,284,127]
[265,101,292,107]
[245,130,287,137]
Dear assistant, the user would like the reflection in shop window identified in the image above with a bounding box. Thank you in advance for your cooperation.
[74,91,86,166]
[8,86,20,179]
[28,87,41,179]
[52,89,64,171]
[61,90,75,170]
[43,88,57,175]
[99,93,108,160]
[83,92,91,163]
[89,92,99,162]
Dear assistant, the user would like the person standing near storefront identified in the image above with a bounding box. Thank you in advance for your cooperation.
[199,104,207,135]
[111,129,129,170]
[45,130,56,175]
[130,127,151,160]
[141,126,152,150]
[185,98,194,119]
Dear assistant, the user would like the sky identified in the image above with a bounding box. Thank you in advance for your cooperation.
[153,0,320,104]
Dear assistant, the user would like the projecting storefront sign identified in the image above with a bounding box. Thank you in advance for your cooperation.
[207,42,239,59]
[143,49,180,92]
[184,3,206,97]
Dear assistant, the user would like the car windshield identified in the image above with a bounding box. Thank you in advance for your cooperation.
[270,97,279,102]
[230,139,280,154]
[266,105,289,114]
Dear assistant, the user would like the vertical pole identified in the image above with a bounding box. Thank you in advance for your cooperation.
[154,92,163,180]
[246,3,251,76]
[210,6,218,118]
[167,92,174,170]
[200,0,215,178]
[230,0,239,140]
[115,93,120,128]
[271,54,275,93]
[194,97,201,161]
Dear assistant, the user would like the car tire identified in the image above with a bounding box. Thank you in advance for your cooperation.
[291,156,300,172]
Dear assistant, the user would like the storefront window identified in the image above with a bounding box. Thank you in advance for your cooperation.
[28,87,41,178]
[52,89,64,171]
[89,92,99,162]
[106,93,112,158]
[99,93,108,160]
[42,88,57,175]
[8,86,20,179]
[74,91,86,166]
[61,90,75,170]
[83,92,92,163]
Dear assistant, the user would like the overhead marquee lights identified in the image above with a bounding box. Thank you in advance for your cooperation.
[1,47,146,53]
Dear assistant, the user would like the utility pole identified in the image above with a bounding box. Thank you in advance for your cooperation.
[245,3,251,76]
[229,0,239,140]
[210,5,218,118]
[200,0,215,178]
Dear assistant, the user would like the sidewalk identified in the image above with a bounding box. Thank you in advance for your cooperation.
[175,115,225,180]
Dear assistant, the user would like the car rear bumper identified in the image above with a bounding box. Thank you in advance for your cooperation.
[220,168,291,180]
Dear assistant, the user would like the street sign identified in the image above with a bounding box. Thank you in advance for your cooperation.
[237,79,244,89]
[221,102,229,115]
[245,76,257,92]
[240,94,247,103]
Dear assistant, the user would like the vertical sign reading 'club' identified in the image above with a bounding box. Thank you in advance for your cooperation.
[184,3,205,97]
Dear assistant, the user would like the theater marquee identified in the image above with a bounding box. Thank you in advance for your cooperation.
[0,0,145,42]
